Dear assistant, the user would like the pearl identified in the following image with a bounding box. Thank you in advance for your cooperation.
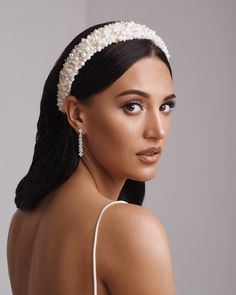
[57,21,170,113]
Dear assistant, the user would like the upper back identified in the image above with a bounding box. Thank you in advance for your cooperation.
[7,195,176,295]
[7,194,129,295]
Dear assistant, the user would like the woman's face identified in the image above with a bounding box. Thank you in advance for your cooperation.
[82,56,175,182]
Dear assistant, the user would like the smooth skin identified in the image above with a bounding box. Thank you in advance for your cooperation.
[7,56,176,294]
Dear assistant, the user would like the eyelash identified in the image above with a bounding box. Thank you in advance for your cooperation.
[122,100,176,114]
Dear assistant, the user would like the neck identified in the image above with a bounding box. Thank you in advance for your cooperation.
[71,156,126,202]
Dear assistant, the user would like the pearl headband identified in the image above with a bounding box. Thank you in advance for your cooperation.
[57,20,170,113]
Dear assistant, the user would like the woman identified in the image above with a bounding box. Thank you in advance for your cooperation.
[7,20,177,294]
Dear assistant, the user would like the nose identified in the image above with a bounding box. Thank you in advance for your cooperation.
[144,109,166,140]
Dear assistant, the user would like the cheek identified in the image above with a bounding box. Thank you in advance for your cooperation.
[86,110,139,161]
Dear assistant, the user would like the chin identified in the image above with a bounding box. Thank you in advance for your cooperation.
[129,170,157,182]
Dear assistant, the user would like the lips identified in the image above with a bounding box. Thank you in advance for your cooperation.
[136,146,161,156]
[136,147,161,164]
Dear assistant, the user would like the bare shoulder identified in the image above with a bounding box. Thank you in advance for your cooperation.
[7,210,24,271]
[103,202,169,248]
[100,203,176,295]
[7,209,23,241]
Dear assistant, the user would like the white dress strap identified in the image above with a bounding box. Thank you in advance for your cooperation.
[92,200,128,295]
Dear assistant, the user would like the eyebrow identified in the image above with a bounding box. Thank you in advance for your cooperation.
[115,89,176,101]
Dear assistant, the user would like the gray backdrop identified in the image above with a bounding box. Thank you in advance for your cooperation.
[1,0,235,294]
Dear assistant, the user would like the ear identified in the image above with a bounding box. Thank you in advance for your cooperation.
[63,95,87,133]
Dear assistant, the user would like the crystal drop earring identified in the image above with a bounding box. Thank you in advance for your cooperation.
[78,128,83,157]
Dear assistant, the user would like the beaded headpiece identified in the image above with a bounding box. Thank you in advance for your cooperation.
[57,20,170,113]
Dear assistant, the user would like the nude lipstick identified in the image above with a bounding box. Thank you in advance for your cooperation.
[136,147,161,164]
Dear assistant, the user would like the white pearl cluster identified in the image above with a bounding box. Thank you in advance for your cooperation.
[57,20,171,113]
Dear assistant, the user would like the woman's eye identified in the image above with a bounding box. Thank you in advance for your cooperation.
[160,101,176,113]
[122,101,143,113]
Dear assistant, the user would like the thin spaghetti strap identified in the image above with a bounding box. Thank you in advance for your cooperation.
[92,200,128,295]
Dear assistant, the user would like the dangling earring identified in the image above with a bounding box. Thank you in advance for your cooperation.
[78,128,83,157]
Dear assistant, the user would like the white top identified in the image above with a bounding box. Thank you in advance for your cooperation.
[92,200,128,295]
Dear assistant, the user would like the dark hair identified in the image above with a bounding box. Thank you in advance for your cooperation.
[15,20,173,211]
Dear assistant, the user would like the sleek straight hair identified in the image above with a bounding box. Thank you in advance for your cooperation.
[15,20,173,211]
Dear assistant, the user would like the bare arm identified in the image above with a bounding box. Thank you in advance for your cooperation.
[101,204,176,295]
